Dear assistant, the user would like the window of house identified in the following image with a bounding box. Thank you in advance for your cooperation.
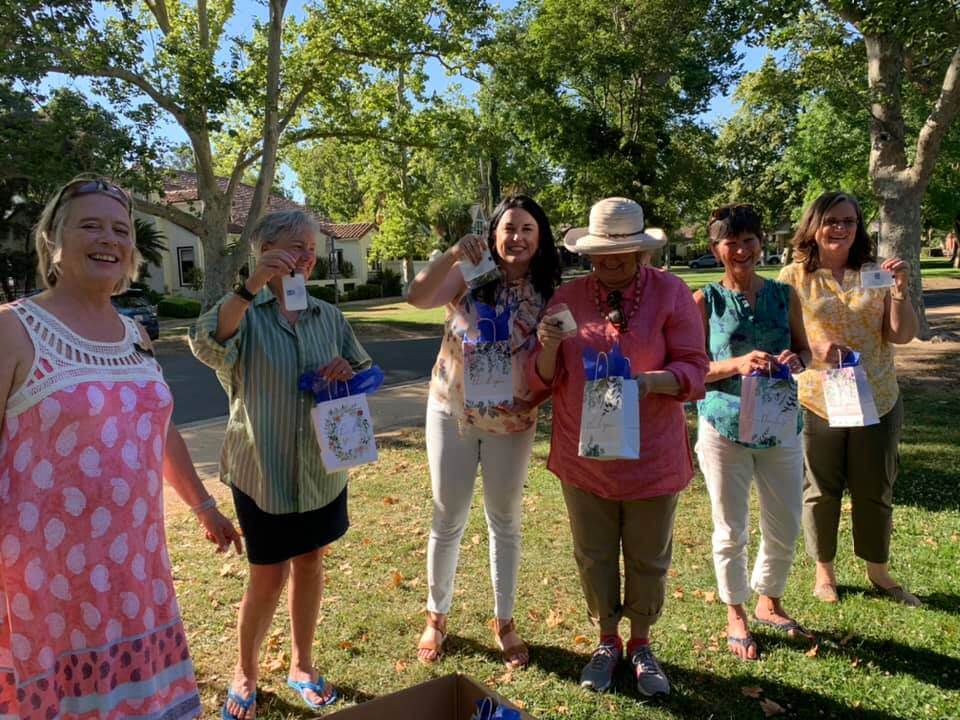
[177,247,196,287]
[330,249,344,274]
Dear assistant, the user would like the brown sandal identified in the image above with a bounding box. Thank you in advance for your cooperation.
[492,618,529,669]
[417,612,447,664]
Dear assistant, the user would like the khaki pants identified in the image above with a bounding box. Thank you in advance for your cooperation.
[561,482,678,636]
[801,395,903,564]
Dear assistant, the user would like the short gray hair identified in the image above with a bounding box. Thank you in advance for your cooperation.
[250,209,320,254]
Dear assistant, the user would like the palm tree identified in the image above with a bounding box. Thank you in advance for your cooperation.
[134,218,167,278]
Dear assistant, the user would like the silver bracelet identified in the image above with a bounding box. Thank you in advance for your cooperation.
[191,496,217,514]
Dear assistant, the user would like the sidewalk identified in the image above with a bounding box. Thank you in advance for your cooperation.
[174,380,429,498]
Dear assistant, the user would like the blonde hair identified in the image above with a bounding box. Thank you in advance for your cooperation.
[34,175,140,294]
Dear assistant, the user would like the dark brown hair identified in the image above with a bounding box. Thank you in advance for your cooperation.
[791,192,874,272]
[707,204,764,242]
[474,194,561,305]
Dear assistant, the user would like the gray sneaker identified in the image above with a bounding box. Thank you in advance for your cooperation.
[579,640,621,692]
[630,645,670,697]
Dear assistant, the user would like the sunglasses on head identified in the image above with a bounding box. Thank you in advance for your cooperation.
[51,179,132,220]
[605,289,628,333]
[708,204,756,225]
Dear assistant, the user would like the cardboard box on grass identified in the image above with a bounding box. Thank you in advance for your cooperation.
[327,673,537,719]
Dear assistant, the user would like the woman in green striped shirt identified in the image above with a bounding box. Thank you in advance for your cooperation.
[190,210,371,719]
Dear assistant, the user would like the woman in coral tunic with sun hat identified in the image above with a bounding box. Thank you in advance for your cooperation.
[0,175,241,719]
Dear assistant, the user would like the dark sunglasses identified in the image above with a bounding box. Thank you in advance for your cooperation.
[605,290,628,333]
[708,204,757,225]
[51,179,132,221]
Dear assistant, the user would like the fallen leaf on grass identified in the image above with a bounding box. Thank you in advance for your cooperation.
[471,534,481,546]
[759,698,786,716]
[383,496,399,505]
[923,536,938,548]
[395,660,407,673]
[672,588,685,600]
[692,588,703,599]
[951,532,959,543]
[704,591,717,604]
[546,608,564,628]
[741,686,763,699]
[839,631,855,646]
[668,568,679,578]
[338,641,353,650]
[219,563,239,578]
[805,644,820,657]
[553,705,568,715]
[851,656,861,668]
[496,670,514,684]
[265,654,286,672]
[527,609,543,622]
[573,635,590,646]
[390,570,403,587]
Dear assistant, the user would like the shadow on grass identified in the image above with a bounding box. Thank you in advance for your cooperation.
[916,592,960,615]
[257,683,376,718]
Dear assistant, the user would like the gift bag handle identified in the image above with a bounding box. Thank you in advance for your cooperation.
[476,316,507,342]
[330,379,351,398]
[593,351,610,381]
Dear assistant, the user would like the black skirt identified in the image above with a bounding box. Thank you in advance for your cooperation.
[231,485,349,565]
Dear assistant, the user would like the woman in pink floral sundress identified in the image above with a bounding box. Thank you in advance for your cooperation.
[0,176,241,719]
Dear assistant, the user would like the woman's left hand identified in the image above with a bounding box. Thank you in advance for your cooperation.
[777,350,805,374]
[634,372,650,399]
[881,257,909,293]
[319,357,355,382]
[198,507,243,554]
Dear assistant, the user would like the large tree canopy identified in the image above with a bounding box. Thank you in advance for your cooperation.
[4,0,491,307]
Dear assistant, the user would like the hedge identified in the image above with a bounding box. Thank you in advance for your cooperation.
[306,285,337,303]
[158,296,201,318]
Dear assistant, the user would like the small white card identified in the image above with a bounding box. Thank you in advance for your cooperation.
[459,250,501,289]
[546,305,578,338]
[282,273,308,311]
[860,267,894,289]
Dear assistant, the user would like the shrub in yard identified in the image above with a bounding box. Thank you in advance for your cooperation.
[158,296,201,318]
[307,284,337,303]
[379,268,403,296]
[345,283,382,301]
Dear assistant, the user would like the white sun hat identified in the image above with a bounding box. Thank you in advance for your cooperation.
[563,197,667,255]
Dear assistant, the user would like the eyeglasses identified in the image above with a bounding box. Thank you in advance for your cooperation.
[821,218,858,230]
[50,179,132,222]
[605,290,628,333]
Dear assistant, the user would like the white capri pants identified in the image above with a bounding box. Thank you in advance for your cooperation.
[695,418,803,605]
[425,407,536,618]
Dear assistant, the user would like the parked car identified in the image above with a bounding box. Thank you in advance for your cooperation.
[763,253,782,265]
[112,288,160,340]
[687,254,720,269]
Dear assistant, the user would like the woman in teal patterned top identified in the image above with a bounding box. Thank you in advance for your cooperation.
[692,204,813,660]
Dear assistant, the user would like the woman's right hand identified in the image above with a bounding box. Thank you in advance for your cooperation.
[537,316,565,355]
[735,350,777,376]
[248,248,300,291]
[450,233,487,265]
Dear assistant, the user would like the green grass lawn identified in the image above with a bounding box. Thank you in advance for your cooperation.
[169,359,960,719]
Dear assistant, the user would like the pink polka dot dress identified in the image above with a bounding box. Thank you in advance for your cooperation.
[0,300,201,719]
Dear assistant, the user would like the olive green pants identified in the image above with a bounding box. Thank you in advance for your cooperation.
[561,482,678,637]
[801,395,903,564]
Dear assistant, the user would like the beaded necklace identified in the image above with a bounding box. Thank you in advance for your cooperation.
[593,271,642,333]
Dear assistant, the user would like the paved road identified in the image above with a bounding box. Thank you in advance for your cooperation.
[923,287,960,308]
[159,335,440,425]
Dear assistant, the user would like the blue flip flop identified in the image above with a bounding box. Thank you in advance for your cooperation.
[221,687,256,720]
[287,675,338,710]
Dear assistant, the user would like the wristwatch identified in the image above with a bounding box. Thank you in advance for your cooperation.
[233,281,256,302]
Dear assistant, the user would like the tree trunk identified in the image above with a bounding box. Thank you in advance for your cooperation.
[197,197,238,309]
[877,192,931,339]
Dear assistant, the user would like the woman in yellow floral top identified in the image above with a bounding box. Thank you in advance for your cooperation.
[779,192,919,607]
[407,195,561,667]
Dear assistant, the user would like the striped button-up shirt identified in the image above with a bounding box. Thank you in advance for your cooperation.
[189,288,372,514]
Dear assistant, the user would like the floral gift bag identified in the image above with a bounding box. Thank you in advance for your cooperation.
[301,366,385,471]
[578,345,640,460]
[463,302,514,409]
[822,350,880,428]
[739,364,799,445]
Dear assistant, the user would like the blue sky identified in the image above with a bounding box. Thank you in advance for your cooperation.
[39,0,769,197]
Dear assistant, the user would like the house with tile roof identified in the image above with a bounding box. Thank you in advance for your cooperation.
[135,170,378,298]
